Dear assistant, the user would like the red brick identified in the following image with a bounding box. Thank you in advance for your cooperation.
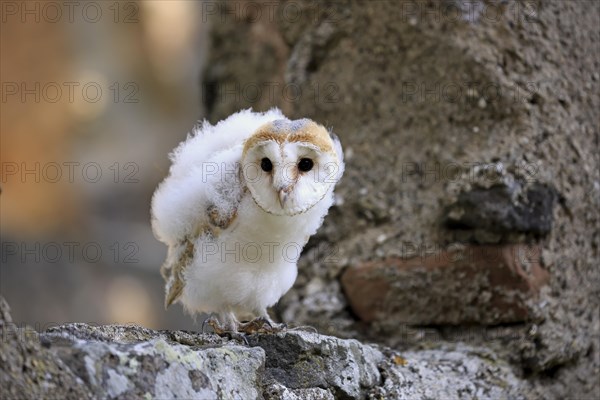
[341,244,549,325]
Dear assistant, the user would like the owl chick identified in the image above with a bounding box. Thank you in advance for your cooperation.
[151,108,344,334]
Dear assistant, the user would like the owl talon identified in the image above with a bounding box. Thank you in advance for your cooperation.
[226,332,249,345]
[238,317,287,334]
[202,316,248,344]
[204,316,226,335]
[269,321,287,332]
[203,315,237,335]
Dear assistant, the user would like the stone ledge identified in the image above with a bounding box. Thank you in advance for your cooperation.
[1,295,529,399]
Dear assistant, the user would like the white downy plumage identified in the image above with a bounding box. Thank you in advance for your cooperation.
[151,108,344,332]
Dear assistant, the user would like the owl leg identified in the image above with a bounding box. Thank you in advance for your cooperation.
[260,313,287,332]
[205,311,238,334]
[204,312,249,344]
[238,311,287,334]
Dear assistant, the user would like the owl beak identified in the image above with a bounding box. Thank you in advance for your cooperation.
[278,189,288,208]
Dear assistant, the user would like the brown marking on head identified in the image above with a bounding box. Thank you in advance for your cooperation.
[243,119,336,156]
[288,122,334,154]
[243,124,285,156]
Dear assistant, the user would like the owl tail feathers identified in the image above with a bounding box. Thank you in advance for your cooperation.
[161,239,195,309]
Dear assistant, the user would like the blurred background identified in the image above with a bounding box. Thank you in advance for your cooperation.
[2,1,598,398]
[1,1,208,330]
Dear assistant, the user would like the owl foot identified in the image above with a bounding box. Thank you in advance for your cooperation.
[203,316,248,344]
[238,317,287,334]
[202,315,227,335]
[226,332,249,345]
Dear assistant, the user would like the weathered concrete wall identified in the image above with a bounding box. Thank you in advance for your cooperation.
[201,1,599,398]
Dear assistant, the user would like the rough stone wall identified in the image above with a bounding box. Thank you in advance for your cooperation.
[202,1,599,399]
[0,295,530,399]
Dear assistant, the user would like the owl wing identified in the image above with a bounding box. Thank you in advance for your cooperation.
[161,204,239,308]
[161,238,194,308]
[161,163,243,308]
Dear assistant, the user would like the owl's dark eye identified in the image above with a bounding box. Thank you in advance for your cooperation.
[261,157,273,172]
[298,158,314,172]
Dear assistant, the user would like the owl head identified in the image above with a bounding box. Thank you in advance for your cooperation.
[241,118,344,216]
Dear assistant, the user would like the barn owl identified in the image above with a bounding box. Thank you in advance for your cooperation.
[151,108,344,334]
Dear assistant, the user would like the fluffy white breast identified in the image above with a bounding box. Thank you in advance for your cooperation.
[180,192,332,315]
